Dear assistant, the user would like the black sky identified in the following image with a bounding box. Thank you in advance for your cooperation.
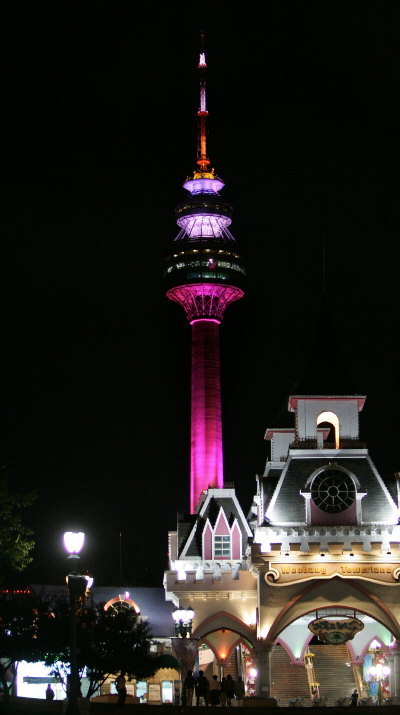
[3,2,399,587]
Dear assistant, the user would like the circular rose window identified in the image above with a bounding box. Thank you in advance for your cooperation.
[311,469,355,513]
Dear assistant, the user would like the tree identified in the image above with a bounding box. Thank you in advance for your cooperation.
[0,588,43,702]
[37,594,159,698]
[0,466,36,580]
[81,604,159,698]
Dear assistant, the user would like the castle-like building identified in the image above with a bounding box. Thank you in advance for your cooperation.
[163,40,400,707]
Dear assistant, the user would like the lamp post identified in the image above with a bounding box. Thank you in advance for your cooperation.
[63,531,92,715]
[171,608,197,705]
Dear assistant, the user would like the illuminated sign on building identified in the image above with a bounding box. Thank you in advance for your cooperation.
[265,562,400,586]
[308,616,364,644]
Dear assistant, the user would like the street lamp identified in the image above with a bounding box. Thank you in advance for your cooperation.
[63,531,92,715]
[172,607,195,638]
[171,608,197,705]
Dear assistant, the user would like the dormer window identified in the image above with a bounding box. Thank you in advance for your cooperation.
[201,507,242,560]
[214,534,231,558]
[311,469,355,513]
[301,465,366,526]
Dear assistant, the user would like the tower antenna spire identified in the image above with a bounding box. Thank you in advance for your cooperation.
[196,32,211,175]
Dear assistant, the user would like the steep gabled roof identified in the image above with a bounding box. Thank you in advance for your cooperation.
[263,455,398,525]
[177,489,252,559]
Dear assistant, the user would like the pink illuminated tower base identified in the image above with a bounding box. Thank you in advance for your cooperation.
[167,284,243,512]
[191,319,223,512]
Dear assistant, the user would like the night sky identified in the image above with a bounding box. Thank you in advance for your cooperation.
[3,2,399,587]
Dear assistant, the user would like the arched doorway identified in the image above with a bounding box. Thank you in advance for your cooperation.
[192,612,256,696]
[269,605,397,707]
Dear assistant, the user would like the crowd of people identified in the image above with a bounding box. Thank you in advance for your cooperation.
[182,670,246,706]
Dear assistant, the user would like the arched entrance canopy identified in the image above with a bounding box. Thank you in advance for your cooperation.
[192,611,255,664]
[192,610,256,646]
[263,577,400,643]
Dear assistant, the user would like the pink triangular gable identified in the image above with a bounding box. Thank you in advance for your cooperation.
[214,508,230,535]
[202,520,213,559]
[231,520,242,559]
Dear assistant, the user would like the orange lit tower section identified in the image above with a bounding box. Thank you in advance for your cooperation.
[165,41,245,513]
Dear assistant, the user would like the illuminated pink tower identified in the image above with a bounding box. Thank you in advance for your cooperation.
[165,39,245,513]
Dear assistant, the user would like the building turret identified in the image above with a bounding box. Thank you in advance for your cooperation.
[165,37,245,512]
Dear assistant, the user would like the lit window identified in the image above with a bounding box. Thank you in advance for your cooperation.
[214,535,230,558]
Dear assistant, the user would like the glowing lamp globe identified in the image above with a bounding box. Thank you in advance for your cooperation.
[172,608,194,623]
[63,531,85,555]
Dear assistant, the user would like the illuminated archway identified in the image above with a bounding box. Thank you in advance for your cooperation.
[264,577,400,643]
[317,411,339,448]
[192,610,256,645]
[104,594,141,615]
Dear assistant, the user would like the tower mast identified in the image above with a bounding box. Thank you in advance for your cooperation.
[165,37,245,513]
[197,32,210,174]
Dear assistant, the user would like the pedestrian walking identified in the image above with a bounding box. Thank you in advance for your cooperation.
[234,676,245,705]
[45,684,55,700]
[351,689,358,707]
[225,675,235,706]
[220,677,227,706]
[209,675,221,706]
[183,669,195,706]
[115,673,127,709]
[195,670,209,706]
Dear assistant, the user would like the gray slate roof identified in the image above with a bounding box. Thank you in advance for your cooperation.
[263,456,397,525]
[178,495,250,558]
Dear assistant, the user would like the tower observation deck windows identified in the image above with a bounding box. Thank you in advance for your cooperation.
[165,260,245,276]
[174,216,234,241]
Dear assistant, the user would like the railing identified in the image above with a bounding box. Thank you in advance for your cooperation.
[289,438,366,450]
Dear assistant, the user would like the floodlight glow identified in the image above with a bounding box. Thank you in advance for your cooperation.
[63,531,85,555]
[249,668,258,678]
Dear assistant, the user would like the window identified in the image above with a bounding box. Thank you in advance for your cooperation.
[162,681,174,703]
[136,682,147,702]
[214,534,231,558]
[311,469,355,513]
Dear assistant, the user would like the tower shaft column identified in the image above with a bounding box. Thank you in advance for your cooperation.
[190,319,223,512]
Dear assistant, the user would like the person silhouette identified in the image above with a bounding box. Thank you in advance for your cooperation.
[351,689,358,707]
[45,684,55,700]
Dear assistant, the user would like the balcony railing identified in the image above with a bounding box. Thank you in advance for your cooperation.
[289,438,366,450]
